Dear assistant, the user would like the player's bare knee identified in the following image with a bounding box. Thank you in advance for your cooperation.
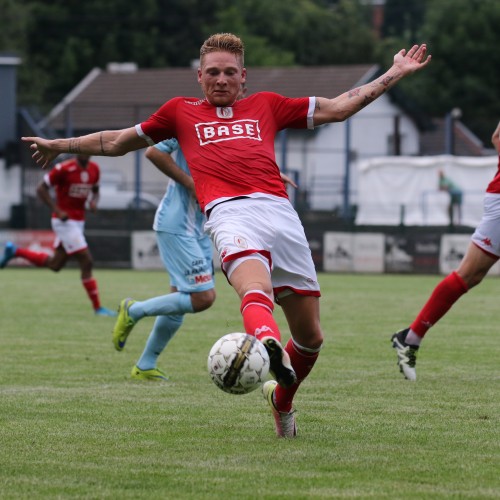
[191,289,216,312]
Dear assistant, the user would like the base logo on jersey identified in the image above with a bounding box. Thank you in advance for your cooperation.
[195,119,261,145]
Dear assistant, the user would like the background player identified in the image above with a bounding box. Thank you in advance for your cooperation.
[392,121,500,380]
[112,138,216,380]
[21,33,431,436]
[0,154,116,316]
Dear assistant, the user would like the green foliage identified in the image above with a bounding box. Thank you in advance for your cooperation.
[0,269,499,498]
[418,0,500,141]
[3,0,500,139]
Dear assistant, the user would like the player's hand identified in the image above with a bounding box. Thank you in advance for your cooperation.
[88,199,98,212]
[56,208,69,221]
[280,172,298,189]
[21,136,59,169]
[393,44,431,75]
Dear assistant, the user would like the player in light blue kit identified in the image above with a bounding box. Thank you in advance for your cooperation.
[112,138,216,380]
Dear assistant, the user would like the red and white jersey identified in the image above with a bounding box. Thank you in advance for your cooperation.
[486,155,500,194]
[137,92,315,212]
[44,158,100,221]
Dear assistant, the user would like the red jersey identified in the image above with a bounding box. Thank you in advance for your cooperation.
[44,158,100,221]
[486,155,500,194]
[137,92,314,212]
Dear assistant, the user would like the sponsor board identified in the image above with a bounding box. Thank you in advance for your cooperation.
[324,232,384,273]
[131,231,221,270]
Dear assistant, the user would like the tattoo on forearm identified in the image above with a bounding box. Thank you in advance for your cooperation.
[99,131,105,154]
[348,88,361,98]
[68,139,81,154]
[380,75,394,87]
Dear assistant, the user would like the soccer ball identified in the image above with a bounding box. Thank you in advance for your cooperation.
[207,333,270,395]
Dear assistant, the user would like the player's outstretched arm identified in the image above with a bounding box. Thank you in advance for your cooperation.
[22,127,148,169]
[313,44,431,126]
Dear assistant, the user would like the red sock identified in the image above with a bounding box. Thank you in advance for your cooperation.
[240,290,281,342]
[82,277,101,310]
[410,271,468,337]
[275,338,321,412]
[15,247,49,267]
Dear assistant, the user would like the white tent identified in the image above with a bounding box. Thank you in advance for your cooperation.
[355,155,498,227]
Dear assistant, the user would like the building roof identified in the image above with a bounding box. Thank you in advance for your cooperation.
[44,64,379,131]
[420,118,485,157]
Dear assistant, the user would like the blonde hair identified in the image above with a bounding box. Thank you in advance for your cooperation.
[200,33,245,66]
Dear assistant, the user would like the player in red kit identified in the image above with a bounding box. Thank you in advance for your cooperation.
[391,121,500,380]
[0,154,116,317]
[21,33,431,436]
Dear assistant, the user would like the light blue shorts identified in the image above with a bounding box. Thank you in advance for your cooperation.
[156,231,215,293]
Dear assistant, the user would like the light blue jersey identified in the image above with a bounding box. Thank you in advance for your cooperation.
[153,138,206,237]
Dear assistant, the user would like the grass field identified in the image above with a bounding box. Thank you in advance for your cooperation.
[0,268,499,499]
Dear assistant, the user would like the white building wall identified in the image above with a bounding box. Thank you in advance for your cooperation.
[0,159,22,222]
[279,95,420,210]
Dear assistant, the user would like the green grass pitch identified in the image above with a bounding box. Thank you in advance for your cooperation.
[0,268,498,498]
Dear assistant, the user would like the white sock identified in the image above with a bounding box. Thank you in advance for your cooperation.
[406,329,422,346]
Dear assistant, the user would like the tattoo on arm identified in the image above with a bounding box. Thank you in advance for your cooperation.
[348,88,361,98]
[99,131,105,154]
[68,139,81,154]
[380,75,394,87]
[315,100,321,111]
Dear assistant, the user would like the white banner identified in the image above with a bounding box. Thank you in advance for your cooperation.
[356,155,497,227]
[323,232,384,273]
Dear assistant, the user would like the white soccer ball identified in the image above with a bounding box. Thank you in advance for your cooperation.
[207,333,270,395]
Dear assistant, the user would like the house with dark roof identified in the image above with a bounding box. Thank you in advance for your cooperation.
[38,63,486,212]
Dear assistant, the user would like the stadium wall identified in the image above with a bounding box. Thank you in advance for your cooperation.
[3,227,499,277]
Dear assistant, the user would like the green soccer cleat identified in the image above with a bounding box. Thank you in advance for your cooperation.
[130,365,168,381]
[112,298,136,351]
[262,380,297,438]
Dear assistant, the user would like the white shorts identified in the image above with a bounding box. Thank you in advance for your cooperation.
[471,193,500,258]
[204,196,320,299]
[51,218,88,255]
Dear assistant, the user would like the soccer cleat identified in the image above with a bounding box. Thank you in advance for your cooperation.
[391,328,419,381]
[261,336,297,388]
[95,306,118,317]
[262,380,297,438]
[130,365,168,381]
[0,241,17,269]
[112,298,137,351]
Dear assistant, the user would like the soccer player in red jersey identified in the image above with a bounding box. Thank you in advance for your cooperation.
[391,122,500,380]
[21,33,430,436]
[0,154,116,317]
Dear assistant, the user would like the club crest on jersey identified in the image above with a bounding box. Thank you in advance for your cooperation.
[234,236,248,249]
[80,171,89,182]
[217,106,233,119]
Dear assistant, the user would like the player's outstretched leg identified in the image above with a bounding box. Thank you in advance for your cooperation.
[262,380,297,438]
[391,328,419,381]
[112,298,137,351]
[0,242,17,268]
